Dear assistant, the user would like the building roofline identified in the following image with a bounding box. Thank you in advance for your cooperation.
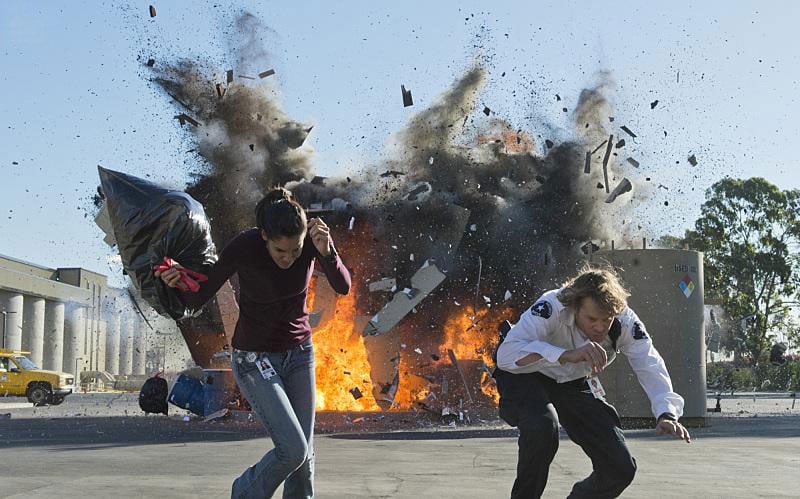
[0,253,56,272]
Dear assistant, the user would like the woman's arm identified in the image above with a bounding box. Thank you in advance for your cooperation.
[155,235,241,310]
[308,218,351,295]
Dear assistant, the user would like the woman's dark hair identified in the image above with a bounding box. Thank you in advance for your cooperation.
[255,187,307,240]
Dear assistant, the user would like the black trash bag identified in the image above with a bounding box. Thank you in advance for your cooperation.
[139,375,169,415]
[98,166,217,319]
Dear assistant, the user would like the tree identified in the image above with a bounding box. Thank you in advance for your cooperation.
[685,178,800,365]
[653,234,686,250]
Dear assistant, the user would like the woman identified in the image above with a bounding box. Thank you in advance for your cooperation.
[156,187,351,499]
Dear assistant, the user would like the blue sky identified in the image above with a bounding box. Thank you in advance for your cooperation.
[1,1,798,285]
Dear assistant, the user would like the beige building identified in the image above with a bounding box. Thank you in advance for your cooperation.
[0,254,150,377]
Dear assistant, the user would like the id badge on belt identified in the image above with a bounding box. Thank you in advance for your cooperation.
[254,354,277,380]
[588,376,606,399]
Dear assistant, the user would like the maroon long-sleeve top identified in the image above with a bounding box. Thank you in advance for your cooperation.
[180,228,351,352]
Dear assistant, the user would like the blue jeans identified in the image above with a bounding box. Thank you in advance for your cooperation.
[231,341,315,499]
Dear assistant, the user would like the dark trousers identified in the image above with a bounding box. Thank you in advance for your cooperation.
[495,370,637,499]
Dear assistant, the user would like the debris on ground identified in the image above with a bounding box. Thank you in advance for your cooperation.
[203,408,229,422]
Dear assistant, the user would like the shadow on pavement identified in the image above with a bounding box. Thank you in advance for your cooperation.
[1,414,797,449]
[0,416,266,449]
[329,415,800,441]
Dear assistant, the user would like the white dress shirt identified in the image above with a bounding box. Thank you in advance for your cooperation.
[496,289,685,419]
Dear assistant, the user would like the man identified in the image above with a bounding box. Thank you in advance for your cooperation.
[495,268,691,498]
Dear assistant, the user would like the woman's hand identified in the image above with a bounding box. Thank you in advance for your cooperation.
[154,259,185,289]
[308,217,333,257]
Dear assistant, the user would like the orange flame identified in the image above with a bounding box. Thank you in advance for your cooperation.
[391,355,434,409]
[439,305,513,404]
[308,278,380,411]
[476,121,535,154]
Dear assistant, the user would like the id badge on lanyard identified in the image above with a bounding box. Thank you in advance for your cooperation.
[255,354,277,380]
[588,376,606,399]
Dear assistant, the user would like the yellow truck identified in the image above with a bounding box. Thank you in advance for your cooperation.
[0,349,74,406]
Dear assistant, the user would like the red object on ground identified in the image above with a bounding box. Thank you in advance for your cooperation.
[153,257,208,292]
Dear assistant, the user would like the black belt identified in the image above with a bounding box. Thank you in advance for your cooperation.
[533,372,588,389]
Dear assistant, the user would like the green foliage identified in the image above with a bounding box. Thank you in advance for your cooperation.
[707,360,800,392]
[685,178,800,364]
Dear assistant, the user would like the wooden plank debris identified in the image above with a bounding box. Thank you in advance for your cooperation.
[591,140,608,155]
[620,125,637,138]
[174,114,200,127]
[601,134,613,194]
[605,178,633,203]
[401,85,413,107]
[447,349,475,403]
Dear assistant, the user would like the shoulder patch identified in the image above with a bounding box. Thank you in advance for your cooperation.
[530,300,552,319]
[633,321,648,340]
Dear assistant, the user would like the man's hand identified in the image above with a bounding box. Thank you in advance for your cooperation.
[308,217,333,257]
[559,342,608,374]
[655,419,692,443]
[154,260,185,290]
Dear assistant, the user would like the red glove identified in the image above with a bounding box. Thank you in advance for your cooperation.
[153,257,208,293]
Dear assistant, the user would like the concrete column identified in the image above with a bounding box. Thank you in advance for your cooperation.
[22,296,46,366]
[43,301,65,372]
[63,306,86,377]
[105,314,120,375]
[0,292,24,351]
[96,320,107,373]
[119,316,134,376]
[132,320,147,376]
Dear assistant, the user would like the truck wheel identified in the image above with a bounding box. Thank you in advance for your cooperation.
[27,384,52,406]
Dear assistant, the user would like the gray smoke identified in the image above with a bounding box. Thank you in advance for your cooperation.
[146,12,634,308]
[292,66,622,307]
[149,53,314,244]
